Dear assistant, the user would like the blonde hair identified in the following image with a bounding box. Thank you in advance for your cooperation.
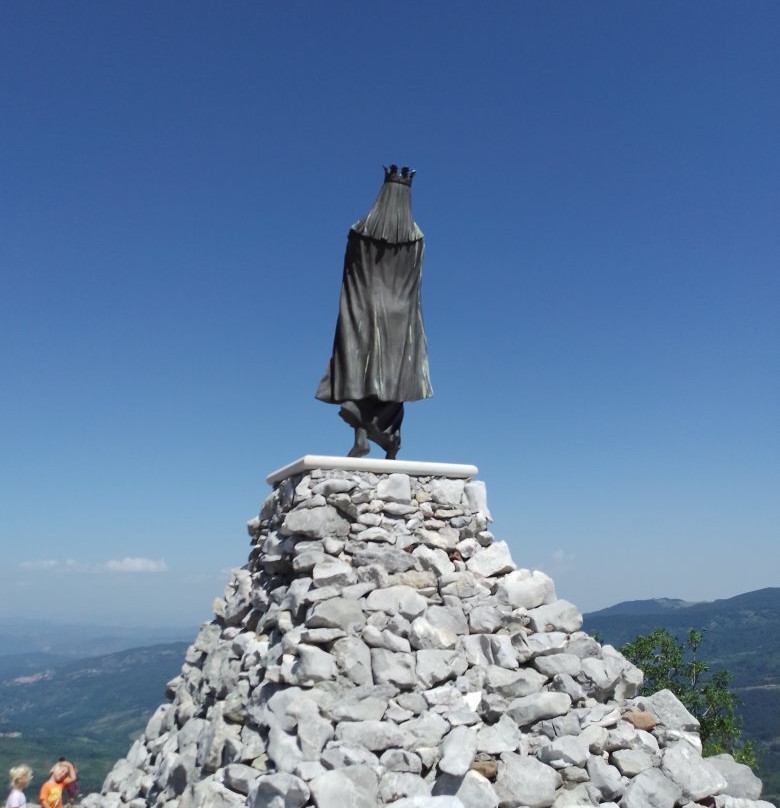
[9,765,32,789]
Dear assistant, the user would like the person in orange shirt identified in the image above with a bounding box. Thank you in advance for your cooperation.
[39,763,68,808]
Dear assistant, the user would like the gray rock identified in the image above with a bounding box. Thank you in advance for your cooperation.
[661,740,728,801]
[429,478,466,506]
[380,749,423,773]
[495,752,562,808]
[371,647,417,688]
[413,545,456,576]
[708,754,763,800]
[282,506,350,539]
[611,748,657,776]
[310,765,379,808]
[468,605,509,634]
[455,770,500,808]
[307,598,366,632]
[619,767,682,808]
[526,600,583,634]
[586,755,624,800]
[377,473,412,503]
[220,763,262,795]
[335,719,412,751]
[533,653,582,678]
[330,636,374,685]
[466,542,515,578]
[476,714,521,754]
[313,557,357,587]
[460,634,519,670]
[416,649,469,688]
[440,726,479,776]
[403,712,450,747]
[507,692,572,727]
[294,644,338,684]
[380,772,430,802]
[633,688,700,732]
[312,478,357,496]
[351,545,419,573]
[537,736,589,769]
[319,742,379,770]
[484,665,547,698]
[410,606,467,650]
[366,585,428,619]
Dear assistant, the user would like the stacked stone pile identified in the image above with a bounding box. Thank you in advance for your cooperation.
[84,465,775,808]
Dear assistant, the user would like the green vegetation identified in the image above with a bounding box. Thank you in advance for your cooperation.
[0,642,188,796]
[622,627,756,768]
[585,588,780,804]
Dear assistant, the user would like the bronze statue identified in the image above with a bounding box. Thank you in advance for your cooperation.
[316,165,433,458]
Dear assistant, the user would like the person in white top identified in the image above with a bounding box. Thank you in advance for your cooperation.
[5,765,32,808]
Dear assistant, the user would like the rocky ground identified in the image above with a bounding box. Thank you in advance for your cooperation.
[83,466,775,808]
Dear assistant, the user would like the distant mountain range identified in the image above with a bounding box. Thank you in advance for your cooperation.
[584,587,780,803]
[0,641,189,794]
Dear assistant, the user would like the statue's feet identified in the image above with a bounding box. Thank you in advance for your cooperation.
[382,432,401,460]
[348,428,370,458]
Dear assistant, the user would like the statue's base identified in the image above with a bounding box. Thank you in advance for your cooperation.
[266,454,478,486]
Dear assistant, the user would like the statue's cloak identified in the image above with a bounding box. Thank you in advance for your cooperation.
[316,178,433,404]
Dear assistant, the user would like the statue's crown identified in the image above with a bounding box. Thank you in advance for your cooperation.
[383,164,416,186]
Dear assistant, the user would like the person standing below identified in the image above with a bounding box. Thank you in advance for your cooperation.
[49,759,78,807]
[39,762,68,808]
[5,765,32,808]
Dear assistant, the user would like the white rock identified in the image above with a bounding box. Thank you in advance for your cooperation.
[410,607,467,650]
[661,740,728,801]
[416,649,468,688]
[476,714,522,754]
[456,769,500,808]
[464,480,491,520]
[466,542,515,578]
[537,736,589,769]
[306,598,366,632]
[281,505,350,539]
[496,569,556,610]
[708,754,763,800]
[331,636,374,685]
[371,647,417,688]
[611,748,657,776]
[377,473,412,503]
[309,765,379,808]
[312,557,357,587]
[294,644,337,684]
[439,726,479,776]
[366,585,428,619]
[429,478,466,506]
[506,692,572,726]
[526,600,583,633]
[335,719,412,751]
[495,752,562,808]
[633,689,700,732]
[619,767,682,808]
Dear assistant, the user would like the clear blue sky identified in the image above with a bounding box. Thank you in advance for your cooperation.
[2,1,778,627]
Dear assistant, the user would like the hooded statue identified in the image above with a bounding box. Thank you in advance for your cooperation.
[316,165,433,458]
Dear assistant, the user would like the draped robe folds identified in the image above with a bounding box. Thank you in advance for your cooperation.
[316,231,433,404]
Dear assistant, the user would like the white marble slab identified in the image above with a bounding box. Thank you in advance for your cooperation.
[266,455,478,486]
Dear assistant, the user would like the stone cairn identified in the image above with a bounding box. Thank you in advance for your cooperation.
[84,464,774,808]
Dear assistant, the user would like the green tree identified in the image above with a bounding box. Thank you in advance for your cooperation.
[621,627,757,769]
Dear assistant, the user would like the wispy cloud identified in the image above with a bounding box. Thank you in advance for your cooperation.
[551,549,576,564]
[104,557,168,573]
[20,558,84,571]
[19,557,168,574]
